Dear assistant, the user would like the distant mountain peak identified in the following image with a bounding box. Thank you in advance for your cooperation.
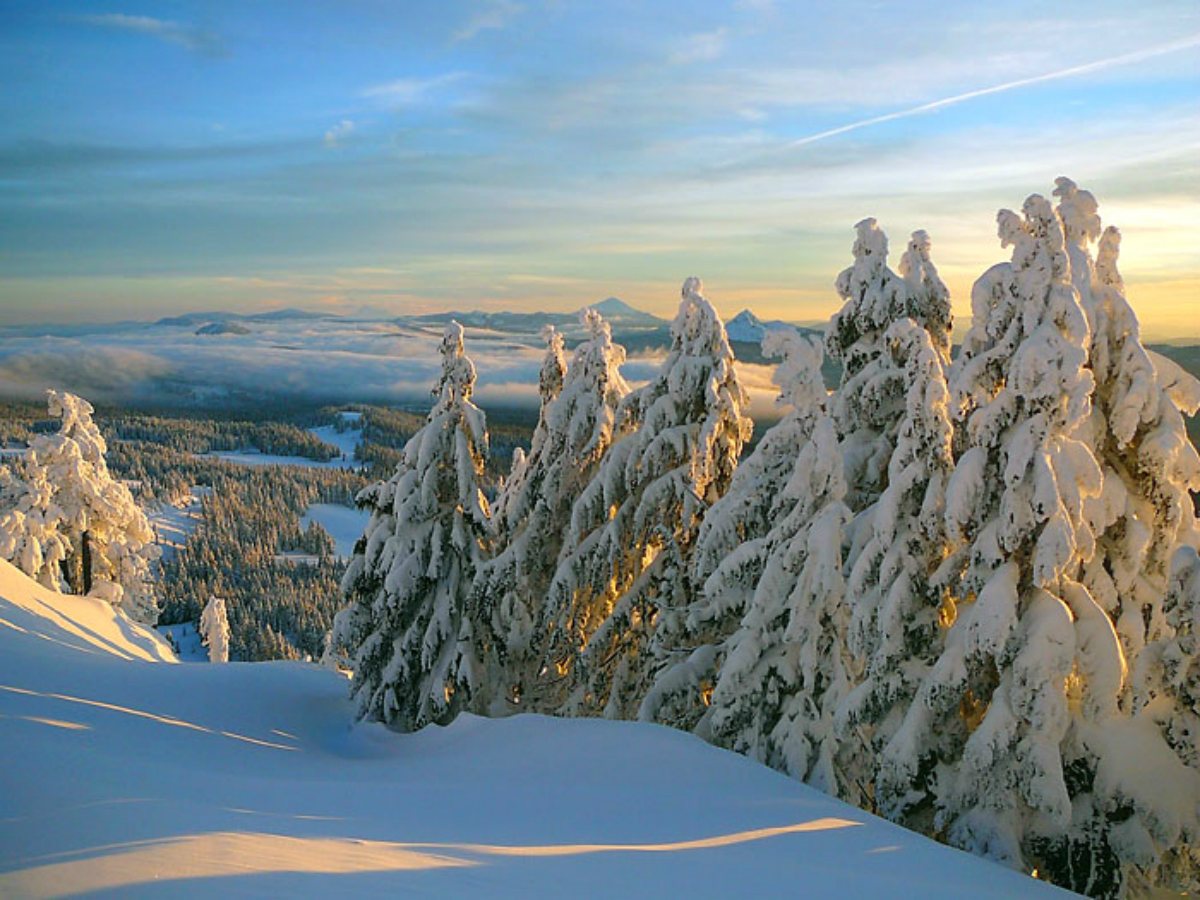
[726,308,796,344]
[580,297,664,325]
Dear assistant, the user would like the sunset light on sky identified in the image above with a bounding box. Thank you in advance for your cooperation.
[2,2,1197,336]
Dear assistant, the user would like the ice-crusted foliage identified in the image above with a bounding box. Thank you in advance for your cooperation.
[1055,178,1200,669]
[641,332,828,731]
[1119,547,1200,895]
[542,278,752,719]
[335,324,494,730]
[898,229,952,359]
[473,313,630,705]
[827,220,954,513]
[836,318,955,818]
[911,192,1133,884]
[201,595,231,664]
[1036,178,1200,899]
[705,414,853,795]
[494,326,567,530]
[0,391,159,624]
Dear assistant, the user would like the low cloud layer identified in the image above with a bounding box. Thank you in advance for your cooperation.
[0,317,785,419]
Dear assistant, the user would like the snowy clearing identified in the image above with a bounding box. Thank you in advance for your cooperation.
[0,559,1072,899]
[198,415,365,471]
[302,503,369,559]
[149,486,210,562]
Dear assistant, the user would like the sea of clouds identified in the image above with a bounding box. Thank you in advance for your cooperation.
[0,317,784,418]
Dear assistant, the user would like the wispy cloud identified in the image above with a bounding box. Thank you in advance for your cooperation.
[75,14,227,58]
[323,120,354,149]
[669,28,728,65]
[359,72,468,107]
[787,32,1200,149]
[454,1,523,42]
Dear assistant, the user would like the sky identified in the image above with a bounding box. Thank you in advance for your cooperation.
[1,1,1198,338]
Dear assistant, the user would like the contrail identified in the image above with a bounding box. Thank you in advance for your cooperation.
[789,33,1200,149]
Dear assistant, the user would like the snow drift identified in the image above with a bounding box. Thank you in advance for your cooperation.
[0,558,1072,898]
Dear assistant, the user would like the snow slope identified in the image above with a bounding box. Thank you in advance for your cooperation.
[149,486,210,562]
[0,560,1074,899]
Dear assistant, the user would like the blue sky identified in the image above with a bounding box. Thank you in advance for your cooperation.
[1,1,1198,336]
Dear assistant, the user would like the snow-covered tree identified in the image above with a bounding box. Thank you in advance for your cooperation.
[640,331,828,731]
[334,324,494,730]
[493,326,568,531]
[472,314,629,706]
[1055,177,1200,666]
[909,192,1124,879]
[705,412,854,796]
[836,317,955,821]
[1120,547,1200,895]
[825,220,952,514]
[541,278,752,719]
[0,391,159,624]
[200,595,231,663]
[1024,177,1200,899]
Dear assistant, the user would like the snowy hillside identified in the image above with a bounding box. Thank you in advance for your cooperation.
[0,559,1072,899]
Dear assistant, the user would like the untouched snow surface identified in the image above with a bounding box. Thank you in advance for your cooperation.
[0,560,1074,899]
[302,503,369,559]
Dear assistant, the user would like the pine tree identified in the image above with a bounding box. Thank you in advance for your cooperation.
[542,278,752,718]
[705,412,853,794]
[1054,177,1200,665]
[472,314,629,706]
[1027,177,1200,899]
[836,317,955,822]
[640,331,828,731]
[334,324,494,730]
[0,391,159,624]
[200,595,231,663]
[912,192,1124,877]
[825,220,952,514]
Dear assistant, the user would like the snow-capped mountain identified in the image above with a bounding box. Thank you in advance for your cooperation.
[726,309,797,344]
[405,298,666,335]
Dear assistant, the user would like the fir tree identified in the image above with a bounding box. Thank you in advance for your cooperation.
[473,314,629,706]
[836,317,955,822]
[705,413,853,794]
[640,331,828,732]
[826,220,952,514]
[915,192,1122,877]
[334,324,494,730]
[0,391,159,623]
[1054,177,1200,665]
[200,595,231,663]
[542,278,751,718]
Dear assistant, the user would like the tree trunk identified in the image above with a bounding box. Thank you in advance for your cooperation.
[81,530,93,595]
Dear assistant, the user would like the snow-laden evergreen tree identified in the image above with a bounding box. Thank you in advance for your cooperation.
[907,192,1129,882]
[704,411,854,796]
[493,326,567,530]
[1124,547,1200,896]
[825,220,952,515]
[541,278,752,718]
[200,595,231,663]
[1029,177,1200,899]
[334,324,494,730]
[835,317,955,818]
[0,391,159,624]
[1055,177,1200,666]
[639,331,828,731]
[472,314,629,706]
